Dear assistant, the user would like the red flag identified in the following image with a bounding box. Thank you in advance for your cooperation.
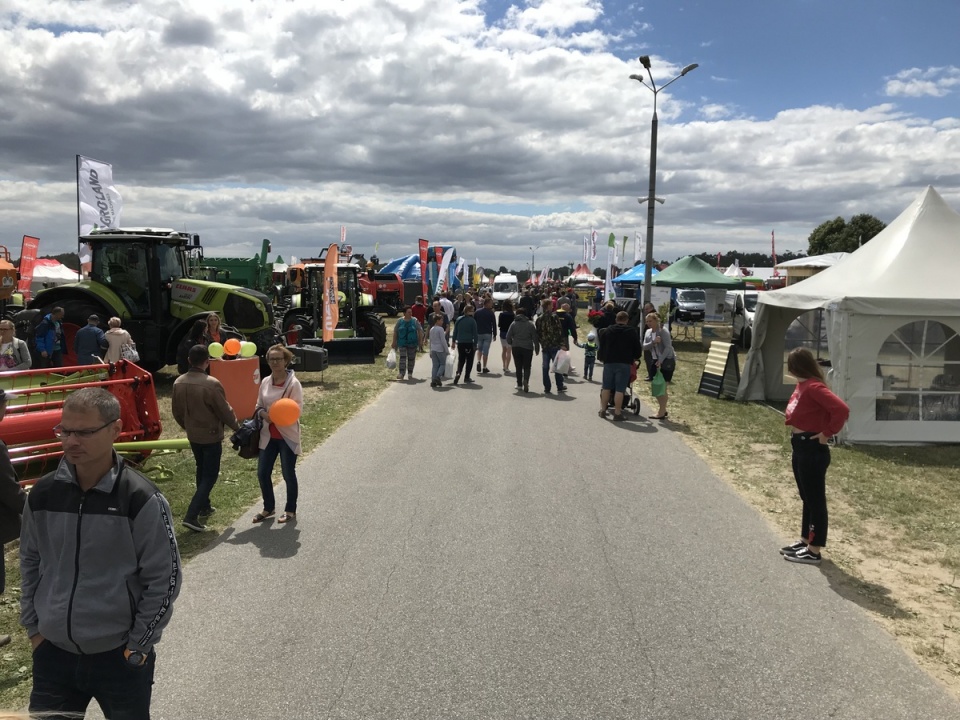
[17,235,40,300]
[717,252,722,268]
[419,239,430,301]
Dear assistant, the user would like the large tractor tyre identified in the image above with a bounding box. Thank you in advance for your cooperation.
[282,313,315,345]
[36,301,108,368]
[358,312,388,355]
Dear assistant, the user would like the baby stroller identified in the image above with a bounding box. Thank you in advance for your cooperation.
[605,361,642,415]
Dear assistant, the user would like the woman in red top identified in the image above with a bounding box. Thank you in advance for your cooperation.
[781,348,850,565]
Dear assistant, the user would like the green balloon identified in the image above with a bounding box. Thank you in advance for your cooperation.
[208,342,225,358]
[240,341,257,358]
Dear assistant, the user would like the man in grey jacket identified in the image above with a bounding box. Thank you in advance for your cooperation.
[20,387,182,719]
[172,344,240,532]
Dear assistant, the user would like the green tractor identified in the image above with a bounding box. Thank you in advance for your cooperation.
[281,248,387,364]
[15,228,280,372]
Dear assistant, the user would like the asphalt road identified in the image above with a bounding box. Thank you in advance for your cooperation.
[148,344,960,720]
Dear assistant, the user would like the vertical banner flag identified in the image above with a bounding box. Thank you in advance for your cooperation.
[771,230,780,277]
[716,251,722,267]
[455,257,465,278]
[435,248,454,294]
[621,235,628,265]
[582,236,589,264]
[322,243,339,342]
[475,258,484,284]
[538,266,548,286]
[634,231,643,264]
[605,233,616,301]
[77,155,123,236]
[17,235,40,298]
[418,239,430,300]
[590,229,597,260]
[340,226,346,244]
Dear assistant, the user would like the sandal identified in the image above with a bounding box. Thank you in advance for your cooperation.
[598,410,609,418]
[278,512,296,524]
[252,510,275,523]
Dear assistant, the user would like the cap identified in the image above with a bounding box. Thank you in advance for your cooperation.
[88,314,99,322]
[587,332,597,341]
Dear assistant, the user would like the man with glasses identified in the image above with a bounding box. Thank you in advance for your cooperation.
[0,320,31,370]
[19,387,182,719]
[172,344,240,531]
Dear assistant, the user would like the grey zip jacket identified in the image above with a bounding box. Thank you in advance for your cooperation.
[20,455,182,654]
[505,313,540,353]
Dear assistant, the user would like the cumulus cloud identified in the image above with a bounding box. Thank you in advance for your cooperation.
[0,0,957,271]
[885,67,960,99]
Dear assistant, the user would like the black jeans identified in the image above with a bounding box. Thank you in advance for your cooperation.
[791,433,831,546]
[31,641,155,719]
[455,343,476,379]
[257,437,299,513]
[185,441,222,521]
[513,346,533,387]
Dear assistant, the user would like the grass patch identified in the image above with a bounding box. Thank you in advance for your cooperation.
[0,326,400,709]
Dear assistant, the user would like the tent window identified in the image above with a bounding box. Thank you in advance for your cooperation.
[876,321,960,422]
[783,310,830,380]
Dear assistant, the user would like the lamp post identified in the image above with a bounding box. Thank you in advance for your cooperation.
[630,56,698,304]
[529,245,540,277]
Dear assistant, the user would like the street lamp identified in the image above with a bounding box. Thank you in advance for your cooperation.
[630,56,698,304]
[529,245,541,276]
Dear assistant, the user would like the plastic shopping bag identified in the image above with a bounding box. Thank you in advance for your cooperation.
[386,349,397,370]
[651,370,667,397]
[551,348,571,375]
[444,352,455,378]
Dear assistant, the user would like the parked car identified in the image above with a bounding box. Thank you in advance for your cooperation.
[725,289,759,347]
[671,288,706,322]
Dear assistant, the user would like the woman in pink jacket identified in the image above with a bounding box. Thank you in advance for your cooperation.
[252,345,304,524]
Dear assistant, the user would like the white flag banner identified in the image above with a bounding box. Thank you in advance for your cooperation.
[634,231,643,264]
[590,229,597,260]
[538,266,549,285]
[604,232,616,301]
[77,155,123,235]
[455,257,465,277]
[582,236,589,263]
[435,247,455,294]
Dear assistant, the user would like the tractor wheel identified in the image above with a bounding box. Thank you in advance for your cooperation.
[282,314,315,345]
[742,326,753,350]
[358,312,388,355]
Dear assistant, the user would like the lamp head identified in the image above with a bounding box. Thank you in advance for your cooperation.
[638,55,651,70]
[680,63,699,76]
[629,74,645,83]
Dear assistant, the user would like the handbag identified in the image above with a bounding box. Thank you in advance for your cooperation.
[120,341,140,362]
[386,348,397,370]
[230,413,263,459]
[443,352,455,378]
[551,348,571,375]
[651,370,667,398]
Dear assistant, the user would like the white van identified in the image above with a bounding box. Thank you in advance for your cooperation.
[492,273,520,310]
[724,289,759,347]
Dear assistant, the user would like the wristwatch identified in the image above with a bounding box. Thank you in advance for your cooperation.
[123,648,148,667]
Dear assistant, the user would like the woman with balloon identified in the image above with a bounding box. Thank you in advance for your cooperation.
[252,344,304,524]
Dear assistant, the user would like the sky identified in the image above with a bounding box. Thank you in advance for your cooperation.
[1,0,958,274]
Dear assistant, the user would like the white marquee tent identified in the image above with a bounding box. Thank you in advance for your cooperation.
[736,186,960,443]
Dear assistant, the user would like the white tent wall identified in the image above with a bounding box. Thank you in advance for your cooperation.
[737,186,960,444]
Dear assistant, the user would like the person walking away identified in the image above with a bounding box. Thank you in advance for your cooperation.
[19,387,182,718]
[411,296,429,351]
[474,297,497,374]
[498,299,516,373]
[176,320,207,374]
[392,306,424,381]
[518,289,537,320]
[252,345,303,525]
[643,312,677,419]
[599,312,642,421]
[579,331,598,381]
[505,308,539,393]
[428,314,449,387]
[0,319,31,371]
[0,389,26,648]
[34,306,64,368]
[640,302,657,380]
[172,344,240,532]
[781,348,850,565]
[535,299,567,394]
[73,314,108,365]
[450,305,479,385]
[102,317,134,364]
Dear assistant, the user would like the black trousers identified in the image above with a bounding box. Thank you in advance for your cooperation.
[791,433,831,547]
[513,346,533,387]
[456,343,476,379]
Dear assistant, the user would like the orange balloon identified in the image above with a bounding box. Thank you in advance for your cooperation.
[269,398,300,427]
[223,338,242,356]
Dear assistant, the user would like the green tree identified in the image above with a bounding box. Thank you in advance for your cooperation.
[808,214,886,255]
